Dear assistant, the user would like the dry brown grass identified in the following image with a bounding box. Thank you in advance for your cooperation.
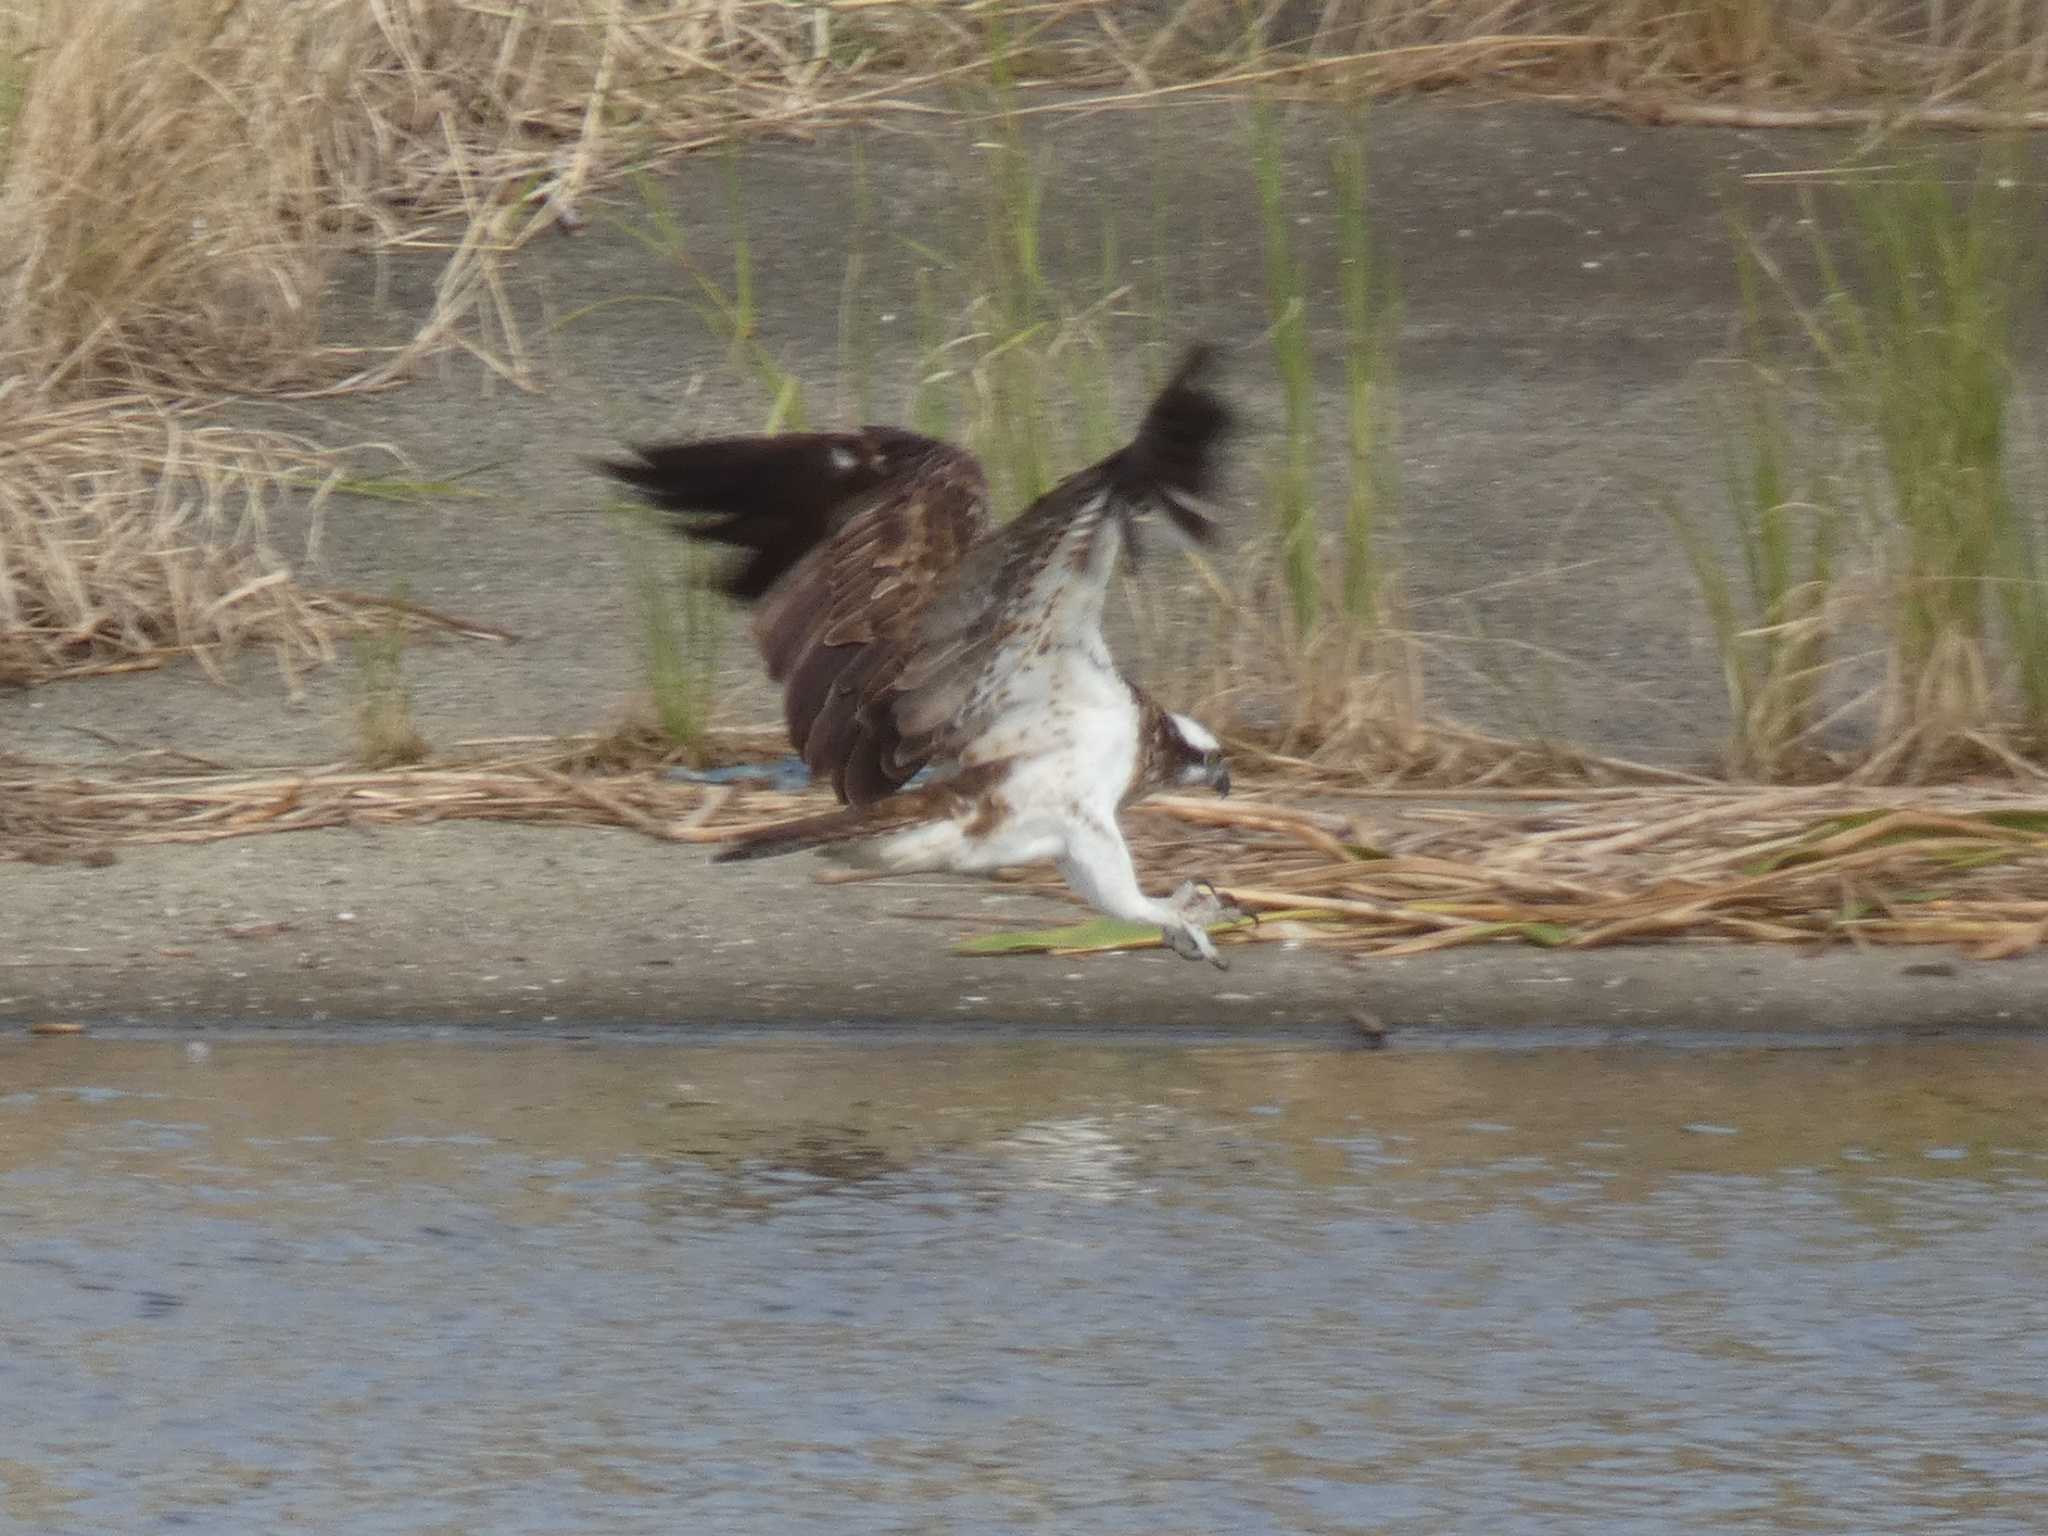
[7,750,2047,961]
[0,391,344,685]
[0,0,992,687]
[1137,0,2048,111]
[0,1,331,397]
[0,392,499,687]
[2,0,2042,703]
[5,0,2035,405]
[1120,782,2048,959]
[0,0,974,397]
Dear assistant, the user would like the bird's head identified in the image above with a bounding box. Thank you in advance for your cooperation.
[1164,711,1231,798]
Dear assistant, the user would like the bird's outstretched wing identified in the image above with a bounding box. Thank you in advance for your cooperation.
[598,344,1230,805]
[891,345,1231,765]
[598,426,990,804]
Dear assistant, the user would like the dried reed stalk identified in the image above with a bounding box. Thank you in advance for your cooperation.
[0,393,347,684]
[6,752,2046,960]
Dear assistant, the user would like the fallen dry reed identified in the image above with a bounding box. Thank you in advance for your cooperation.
[0,390,510,686]
[5,752,2045,961]
[0,393,343,685]
[1119,783,2048,960]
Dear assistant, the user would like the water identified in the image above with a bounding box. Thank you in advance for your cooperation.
[4,1035,2047,1534]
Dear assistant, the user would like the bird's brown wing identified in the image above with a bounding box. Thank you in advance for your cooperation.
[598,427,990,805]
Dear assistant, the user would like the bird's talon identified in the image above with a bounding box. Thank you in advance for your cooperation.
[1193,878,1253,927]
[1165,918,1224,966]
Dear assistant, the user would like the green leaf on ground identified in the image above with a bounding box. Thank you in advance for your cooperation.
[1981,811,2048,835]
[954,911,1298,958]
[956,918,1161,956]
[1465,921,1574,947]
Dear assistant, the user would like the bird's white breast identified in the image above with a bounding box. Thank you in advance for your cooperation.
[962,640,1139,813]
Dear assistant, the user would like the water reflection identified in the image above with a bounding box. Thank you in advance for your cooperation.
[3,1037,2046,1533]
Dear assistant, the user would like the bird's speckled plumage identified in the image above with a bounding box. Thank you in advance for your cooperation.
[598,345,1241,965]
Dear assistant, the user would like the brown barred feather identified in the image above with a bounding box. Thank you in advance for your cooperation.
[599,428,989,805]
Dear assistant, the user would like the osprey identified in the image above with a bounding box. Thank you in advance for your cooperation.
[600,346,1241,966]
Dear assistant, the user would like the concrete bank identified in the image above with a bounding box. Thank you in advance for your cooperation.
[4,98,2045,1038]
[3,821,2045,1040]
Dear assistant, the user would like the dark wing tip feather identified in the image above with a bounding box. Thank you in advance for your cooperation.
[587,451,641,484]
[593,434,898,602]
[587,450,692,511]
[1107,342,1233,545]
[589,440,786,513]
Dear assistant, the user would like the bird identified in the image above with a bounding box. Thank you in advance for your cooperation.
[598,344,1243,967]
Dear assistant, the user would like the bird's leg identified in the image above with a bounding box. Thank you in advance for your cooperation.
[1058,815,1229,969]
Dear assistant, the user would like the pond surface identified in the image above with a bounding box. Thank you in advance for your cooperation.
[3,1034,2047,1534]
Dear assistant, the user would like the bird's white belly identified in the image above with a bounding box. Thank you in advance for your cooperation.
[857,797,1067,874]
[962,648,1139,810]
[847,645,1141,878]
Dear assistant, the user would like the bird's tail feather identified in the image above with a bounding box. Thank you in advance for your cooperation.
[711,802,881,863]
[709,768,999,864]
